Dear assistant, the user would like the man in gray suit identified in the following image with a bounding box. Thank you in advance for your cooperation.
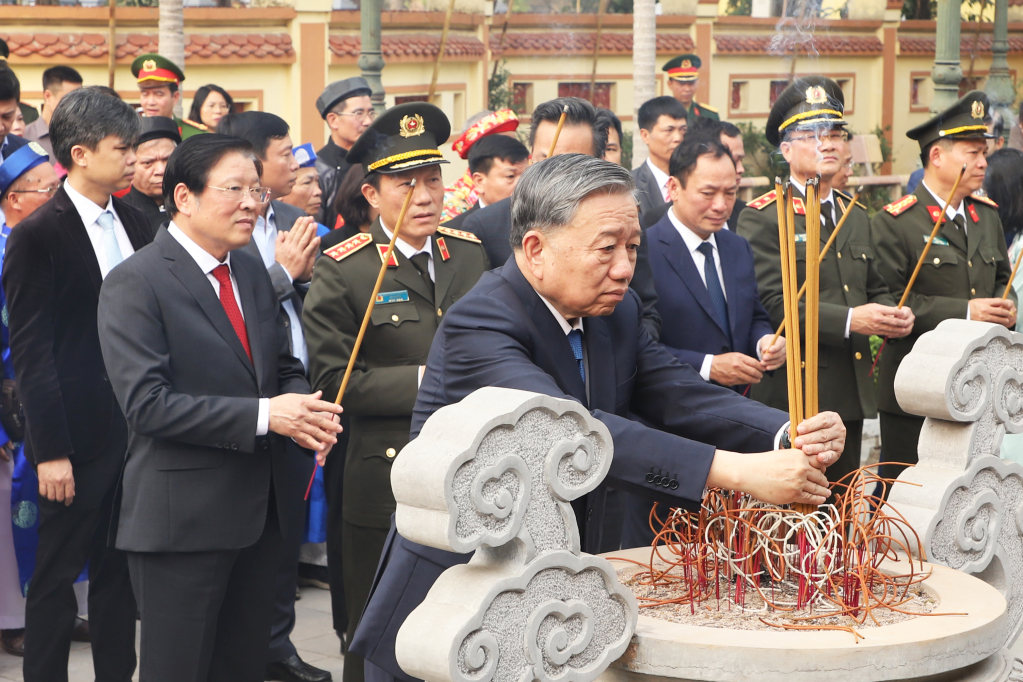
[216,112,329,682]
[632,96,688,221]
[97,134,343,682]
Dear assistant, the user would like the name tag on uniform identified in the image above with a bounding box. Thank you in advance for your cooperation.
[375,290,410,305]
[926,235,950,246]
[794,234,807,242]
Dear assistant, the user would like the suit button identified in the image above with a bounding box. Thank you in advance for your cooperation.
[971,288,976,295]
[855,352,863,360]
[437,308,443,317]
[215,442,221,448]
[843,284,849,292]
[669,480,679,490]
[837,251,842,259]
[386,448,397,458]
[933,257,940,265]
[391,314,399,322]
[261,439,269,451]
[232,443,238,450]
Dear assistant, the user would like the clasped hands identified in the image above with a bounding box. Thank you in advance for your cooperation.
[707,411,845,508]
[708,335,786,387]
[275,216,320,283]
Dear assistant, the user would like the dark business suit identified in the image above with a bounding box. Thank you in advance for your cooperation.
[460,196,663,341]
[348,256,788,681]
[120,185,168,232]
[4,186,153,682]
[631,161,666,221]
[243,198,320,664]
[97,226,310,682]
[441,201,479,231]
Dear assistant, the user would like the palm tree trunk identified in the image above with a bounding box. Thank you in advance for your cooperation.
[159,0,186,118]
[632,0,656,166]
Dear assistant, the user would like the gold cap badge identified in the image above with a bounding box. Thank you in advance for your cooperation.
[805,86,828,105]
[142,59,157,72]
[971,100,985,119]
[681,59,691,69]
[399,113,425,138]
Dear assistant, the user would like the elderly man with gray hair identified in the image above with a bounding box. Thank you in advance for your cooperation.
[348,153,847,682]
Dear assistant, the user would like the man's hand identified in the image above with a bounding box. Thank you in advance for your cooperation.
[275,217,319,283]
[314,413,342,467]
[793,410,846,467]
[710,352,765,386]
[708,449,830,506]
[758,335,786,371]
[268,390,344,452]
[38,457,75,506]
[970,298,1017,328]
[0,440,13,462]
[850,303,915,338]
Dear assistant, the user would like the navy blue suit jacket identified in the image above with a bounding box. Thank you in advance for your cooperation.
[349,256,787,680]
[647,213,773,372]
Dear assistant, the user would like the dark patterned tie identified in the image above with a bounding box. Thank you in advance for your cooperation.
[567,329,585,382]
[212,264,252,362]
[410,252,434,301]
[953,214,966,231]
[696,241,732,347]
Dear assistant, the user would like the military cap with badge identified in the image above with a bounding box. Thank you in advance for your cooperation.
[661,53,718,121]
[765,75,848,147]
[131,53,208,139]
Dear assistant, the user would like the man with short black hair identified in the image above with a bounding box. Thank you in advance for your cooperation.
[121,116,180,230]
[97,134,342,682]
[316,78,374,230]
[633,96,688,219]
[444,134,528,230]
[23,65,82,157]
[597,108,624,165]
[4,85,151,682]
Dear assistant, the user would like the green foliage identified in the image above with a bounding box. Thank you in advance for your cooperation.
[488,60,513,112]
[620,130,633,170]
[723,0,752,16]
[737,122,789,181]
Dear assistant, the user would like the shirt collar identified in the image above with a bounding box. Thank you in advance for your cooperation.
[477,197,487,210]
[167,221,232,273]
[536,292,584,335]
[0,136,7,166]
[922,180,967,221]
[256,202,276,233]
[788,177,837,223]
[646,158,671,192]
[380,220,432,261]
[64,178,115,227]
[667,206,718,255]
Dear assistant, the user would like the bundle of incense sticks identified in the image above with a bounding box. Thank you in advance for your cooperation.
[774,176,822,516]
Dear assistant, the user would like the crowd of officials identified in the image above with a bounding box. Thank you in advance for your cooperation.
[0,39,1019,682]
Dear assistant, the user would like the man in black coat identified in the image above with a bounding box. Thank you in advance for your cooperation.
[461,97,662,340]
[315,78,373,230]
[96,134,343,682]
[349,155,847,682]
[120,116,180,231]
[3,87,151,682]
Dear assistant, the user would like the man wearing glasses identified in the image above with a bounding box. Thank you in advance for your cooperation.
[737,76,914,490]
[315,78,374,230]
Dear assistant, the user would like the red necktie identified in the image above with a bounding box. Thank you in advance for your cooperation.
[212,264,252,362]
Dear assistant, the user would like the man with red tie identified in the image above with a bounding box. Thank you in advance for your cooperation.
[96,134,343,682]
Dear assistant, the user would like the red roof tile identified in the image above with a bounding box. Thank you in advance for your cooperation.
[491,31,693,56]
[898,34,1023,55]
[0,32,294,61]
[329,34,485,62]
[715,34,882,56]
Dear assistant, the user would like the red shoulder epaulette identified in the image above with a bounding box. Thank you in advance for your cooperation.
[436,226,481,243]
[324,232,372,262]
[883,194,917,217]
[971,193,999,209]
[748,190,777,210]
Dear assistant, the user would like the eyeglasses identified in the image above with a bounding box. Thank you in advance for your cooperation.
[335,108,377,122]
[8,185,59,196]
[788,131,850,143]
[207,186,272,202]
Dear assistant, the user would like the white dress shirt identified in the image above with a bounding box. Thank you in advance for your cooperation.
[381,221,434,282]
[647,158,672,203]
[253,204,308,369]
[64,180,136,279]
[168,222,270,436]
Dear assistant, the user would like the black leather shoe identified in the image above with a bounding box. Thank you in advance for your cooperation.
[265,654,332,682]
[1,629,24,656]
[71,617,90,643]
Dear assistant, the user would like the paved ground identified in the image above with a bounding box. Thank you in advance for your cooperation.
[0,584,345,681]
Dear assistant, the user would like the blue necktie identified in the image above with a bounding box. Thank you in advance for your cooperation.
[98,210,123,273]
[567,329,585,383]
[696,241,732,346]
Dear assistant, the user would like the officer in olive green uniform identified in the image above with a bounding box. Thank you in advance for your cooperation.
[738,77,910,489]
[302,102,489,682]
[130,53,209,139]
[872,91,1016,483]
[662,54,719,124]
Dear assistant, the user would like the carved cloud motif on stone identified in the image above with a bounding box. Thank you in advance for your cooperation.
[391,388,638,682]
[890,320,1023,649]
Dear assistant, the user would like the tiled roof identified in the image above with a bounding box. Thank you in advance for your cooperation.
[329,34,485,62]
[492,32,694,55]
[898,34,1023,55]
[715,34,883,55]
[0,32,294,60]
